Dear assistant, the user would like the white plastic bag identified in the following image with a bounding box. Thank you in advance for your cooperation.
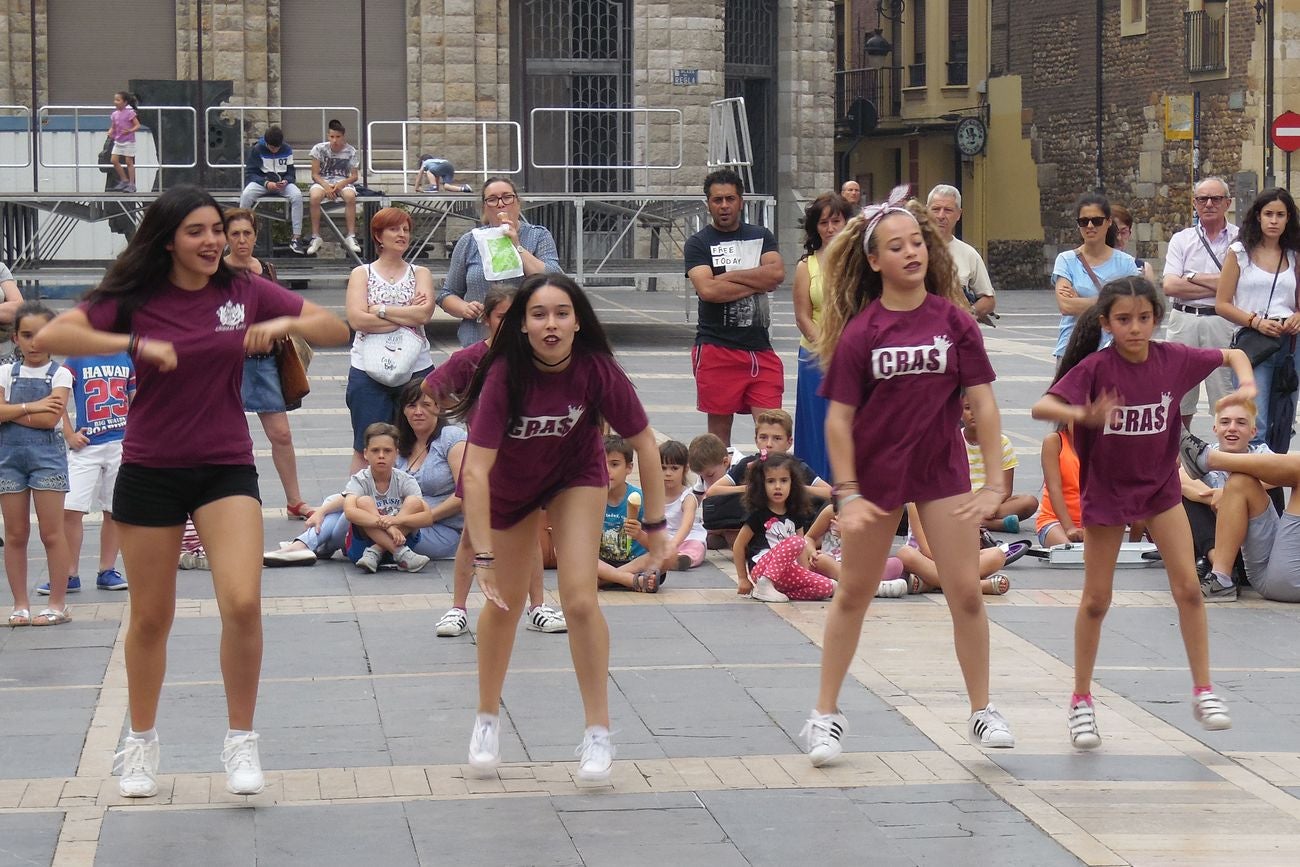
[472,226,525,281]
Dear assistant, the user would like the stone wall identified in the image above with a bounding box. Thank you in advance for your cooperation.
[776,0,835,262]
[988,240,1046,291]
[995,0,1259,274]
[176,0,280,108]
[0,0,44,107]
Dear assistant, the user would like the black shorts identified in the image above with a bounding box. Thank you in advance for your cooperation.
[113,463,261,527]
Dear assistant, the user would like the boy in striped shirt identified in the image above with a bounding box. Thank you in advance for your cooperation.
[962,395,1039,533]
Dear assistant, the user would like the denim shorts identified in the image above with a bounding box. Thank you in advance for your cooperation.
[0,432,69,494]
[242,355,287,414]
[112,463,261,527]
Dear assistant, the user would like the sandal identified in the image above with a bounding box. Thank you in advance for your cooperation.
[984,574,1011,596]
[286,501,316,521]
[630,569,659,594]
[32,608,71,627]
[8,608,30,627]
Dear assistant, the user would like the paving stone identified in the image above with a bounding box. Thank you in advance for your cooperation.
[254,803,417,865]
[97,808,256,867]
[987,754,1222,783]
[405,798,581,865]
[0,811,62,865]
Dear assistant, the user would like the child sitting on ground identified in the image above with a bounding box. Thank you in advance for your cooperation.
[660,439,706,572]
[343,423,433,573]
[962,395,1038,533]
[897,503,1010,595]
[806,501,909,597]
[688,432,737,550]
[1037,423,1084,547]
[597,434,659,591]
[706,409,833,500]
[733,453,835,603]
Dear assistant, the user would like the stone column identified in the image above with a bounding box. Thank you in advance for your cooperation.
[776,0,835,265]
[0,0,45,107]
[632,0,726,195]
[176,0,279,109]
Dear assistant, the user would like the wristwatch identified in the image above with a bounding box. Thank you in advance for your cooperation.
[377,305,388,320]
[515,245,526,255]
[1184,271,1197,281]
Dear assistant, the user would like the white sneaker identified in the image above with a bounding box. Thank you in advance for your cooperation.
[801,710,847,767]
[750,576,789,603]
[305,236,323,255]
[875,577,908,598]
[468,713,501,773]
[178,551,208,570]
[356,545,382,573]
[114,736,160,798]
[222,732,265,795]
[1068,700,1101,750]
[395,546,430,572]
[968,703,1016,748]
[526,604,568,633]
[1193,691,1232,731]
[575,726,614,782]
[344,235,362,255]
[436,607,469,637]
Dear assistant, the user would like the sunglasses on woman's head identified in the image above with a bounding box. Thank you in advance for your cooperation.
[1076,216,1107,228]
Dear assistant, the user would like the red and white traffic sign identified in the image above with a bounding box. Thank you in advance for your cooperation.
[1271,111,1300,153]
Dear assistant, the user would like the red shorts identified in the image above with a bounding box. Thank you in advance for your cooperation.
[692,344,784,415]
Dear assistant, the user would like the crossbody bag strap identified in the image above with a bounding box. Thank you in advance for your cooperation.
[1075,248,1104,291]
[1196,229,1223,271]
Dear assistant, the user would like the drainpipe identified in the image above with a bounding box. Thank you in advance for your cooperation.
[1095,0,1104,192]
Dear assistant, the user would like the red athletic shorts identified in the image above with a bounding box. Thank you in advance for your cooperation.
[692,344,784,415]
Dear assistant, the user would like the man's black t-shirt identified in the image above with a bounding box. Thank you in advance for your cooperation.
[684,222,780,351]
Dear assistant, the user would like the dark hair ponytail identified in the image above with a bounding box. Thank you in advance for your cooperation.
[1052,275,1164,384]
[116,91,138,111]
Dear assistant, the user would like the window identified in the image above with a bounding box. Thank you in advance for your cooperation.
[909,0,927,87]
[947,0,969,86]
[1120,0,1147,37]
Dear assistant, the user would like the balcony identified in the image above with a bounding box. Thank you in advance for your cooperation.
[1185,10,1226,74]
[834,66,903,130]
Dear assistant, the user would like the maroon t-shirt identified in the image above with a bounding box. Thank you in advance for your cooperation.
[1048,342,1222,526]
[467,349,649,528]
[424,340,489,402]
[81,274,304,467]
[819,293,994,510]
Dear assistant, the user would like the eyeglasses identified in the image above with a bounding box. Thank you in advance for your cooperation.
[1076,216,1107,228]
[1194,195,1228,206]
[483,193,518,207]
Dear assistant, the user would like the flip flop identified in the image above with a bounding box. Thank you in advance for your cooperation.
[32,608,71,627]
[985,574,1011,595]
[8,608,30,627]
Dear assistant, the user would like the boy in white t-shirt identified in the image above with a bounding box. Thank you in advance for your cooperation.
[961,396,1038,533]
[306,119,362,255]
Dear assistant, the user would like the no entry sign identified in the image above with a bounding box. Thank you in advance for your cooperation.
[1271,111,1300,153]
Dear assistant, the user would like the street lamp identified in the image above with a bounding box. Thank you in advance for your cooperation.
[864,29,892,64]
[1201,0,1267,24]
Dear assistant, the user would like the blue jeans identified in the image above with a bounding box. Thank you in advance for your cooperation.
[1243,349,1300,448]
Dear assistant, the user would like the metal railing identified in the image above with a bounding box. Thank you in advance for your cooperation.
[37,105,196,169]
[1185,11,1226,73]
[204,105,361,168]
[0,106,32,168]
[365,120,523,190]
[834,67,903,123]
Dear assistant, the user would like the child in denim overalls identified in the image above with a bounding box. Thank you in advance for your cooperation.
[0,302,74,626]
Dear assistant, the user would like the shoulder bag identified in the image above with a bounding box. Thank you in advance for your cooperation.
[1229,254,1285,367]
[361,326,425,387]
[275,337,311,409]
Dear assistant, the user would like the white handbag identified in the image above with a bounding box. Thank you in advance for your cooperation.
[360,326,425,386]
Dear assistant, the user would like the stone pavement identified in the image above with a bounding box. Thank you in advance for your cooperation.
[2,287,1299,866]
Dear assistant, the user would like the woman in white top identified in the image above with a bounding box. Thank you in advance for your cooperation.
[1215,188,1300,448]
[345,207,436,472]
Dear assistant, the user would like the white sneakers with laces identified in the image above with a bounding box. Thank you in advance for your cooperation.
[115,735,160,798]
[344,235,363,255]
[305,236,323,256]
[801,710,847,767]
[968,704,1016,748]
[222,732,265,795]
[526,604,568,633]
[575,726,614,782]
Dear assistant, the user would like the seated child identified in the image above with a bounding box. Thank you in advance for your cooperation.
[688,432,738,549]
[897,503,1010,595]
[962,395,1038,533]
[1036,424,1083,547]
[597,434,659,592]
[660,439,706,571]
[806,501,909,597]
[706,409,832,500]
[732,453,835,603]
[343,423,433,573]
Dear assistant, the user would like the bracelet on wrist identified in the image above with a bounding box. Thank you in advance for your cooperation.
[641,518,668,533]
[979,486,1005,495]
[832,481,860,494]
[837,493,863,508]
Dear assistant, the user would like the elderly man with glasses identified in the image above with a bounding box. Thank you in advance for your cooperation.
[1163,177,1240,430]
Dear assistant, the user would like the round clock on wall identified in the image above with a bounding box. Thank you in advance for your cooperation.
[955,117,987,156]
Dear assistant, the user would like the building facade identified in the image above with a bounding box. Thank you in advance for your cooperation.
[0,0,835,263]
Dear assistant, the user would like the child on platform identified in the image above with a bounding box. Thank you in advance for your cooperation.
[1032,275,1253,750]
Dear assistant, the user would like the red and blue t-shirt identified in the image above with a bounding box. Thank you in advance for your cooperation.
[64,352,135,445]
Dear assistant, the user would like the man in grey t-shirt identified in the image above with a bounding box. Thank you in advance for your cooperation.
[307,119,362,256]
